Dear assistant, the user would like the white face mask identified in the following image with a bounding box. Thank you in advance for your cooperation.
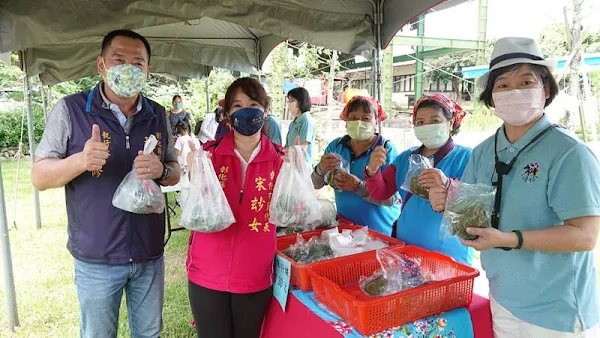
[492,87,545,126]
[414,123,450,149]
[346,121,374,141]
[287,101,299,115]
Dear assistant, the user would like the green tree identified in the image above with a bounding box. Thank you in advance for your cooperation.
[539,23,600,58]
[0,53,22,90]
[265,42,324,114]
[424,41,494,102]
[184,70,236,120]
[50,76,102,104]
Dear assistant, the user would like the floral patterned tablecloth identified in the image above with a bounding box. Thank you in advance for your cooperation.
[291,289,474,338]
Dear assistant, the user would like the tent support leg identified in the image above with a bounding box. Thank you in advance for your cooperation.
[40,76,48,123]
[205,77,210,114]
[373,0,384,134]
[0,163,19,331]
[22,52,42,229]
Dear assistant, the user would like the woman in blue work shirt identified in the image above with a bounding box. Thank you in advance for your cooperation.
[429,37,600,337]
[285,87,315,169]
[312,96,400,236]
[365,93,473,264]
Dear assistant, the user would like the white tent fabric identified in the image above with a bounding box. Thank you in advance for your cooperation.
[0,0,466,84]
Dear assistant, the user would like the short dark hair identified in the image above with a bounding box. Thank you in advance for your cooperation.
[214,106,224,122]
[175,121,189,135]
[415,100,460,136]
[101,29,152,60]
[223,77,268,114]
[287,87,312,113]
[346,97,376,118]
[479,63,559,108]
[172,95,182,102]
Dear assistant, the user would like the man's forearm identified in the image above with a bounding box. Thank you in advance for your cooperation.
[32,154,85,191]
[159,162,181,186]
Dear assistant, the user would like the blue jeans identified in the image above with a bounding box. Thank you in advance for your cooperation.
[74,257,165,338]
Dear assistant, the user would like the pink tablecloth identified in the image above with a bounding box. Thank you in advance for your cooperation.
[261,291,493,338]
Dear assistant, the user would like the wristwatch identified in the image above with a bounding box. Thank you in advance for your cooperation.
[158,162,172,181]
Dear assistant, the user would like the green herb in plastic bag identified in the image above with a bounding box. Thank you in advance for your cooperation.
[442,181,496,241]
[363,275,389,296]
[409,175,429,199]
[282,235,334,264]
[401,154,433,200]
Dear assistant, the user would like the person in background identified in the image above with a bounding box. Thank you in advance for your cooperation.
[214,99,231,140]
[199,104,220,144]
[285,87,315,169]
[429,37,600,337]
[169,94,193,136]
[194,117,203,138]
[262,96,283,146]
[312,96,400,236]
[186,78,284,338]
[174,121,200,171]
[31,29,180,338]
[365,93,473,265]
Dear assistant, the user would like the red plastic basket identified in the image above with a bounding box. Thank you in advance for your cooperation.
[277,225,404,291]
[308,245,480,335]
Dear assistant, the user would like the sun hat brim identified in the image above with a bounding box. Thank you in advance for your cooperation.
[476,58,556,90]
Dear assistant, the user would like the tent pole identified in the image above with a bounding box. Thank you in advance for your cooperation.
[205,77,210,114]
[0,163,19,331]
[374,0,384,134]
[22,52,42,229]
[40,76,48,123]
[47,85,52,108]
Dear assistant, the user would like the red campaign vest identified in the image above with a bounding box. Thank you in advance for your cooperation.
[186,132,284,293]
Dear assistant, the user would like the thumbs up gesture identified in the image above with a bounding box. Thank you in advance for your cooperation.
[82,124,109,172]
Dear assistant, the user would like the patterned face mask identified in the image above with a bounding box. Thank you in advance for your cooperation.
[103,61,147,98]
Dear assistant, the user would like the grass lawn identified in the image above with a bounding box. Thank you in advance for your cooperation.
[0,159,195,337]
[0,158,599,337]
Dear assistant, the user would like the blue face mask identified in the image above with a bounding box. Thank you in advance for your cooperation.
[230,108,265,136]
[173,102,182,110]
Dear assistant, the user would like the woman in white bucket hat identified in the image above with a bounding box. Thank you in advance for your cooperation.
[430,37,600,337]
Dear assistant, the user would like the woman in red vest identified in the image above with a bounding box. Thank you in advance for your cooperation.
[186,77,284,338]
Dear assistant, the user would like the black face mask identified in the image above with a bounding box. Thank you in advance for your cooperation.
[230,108,265,136]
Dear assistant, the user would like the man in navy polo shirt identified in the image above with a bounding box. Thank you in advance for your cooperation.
[32,30,180,338]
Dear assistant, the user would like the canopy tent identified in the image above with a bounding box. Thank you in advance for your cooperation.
[1,0,467,84]
[0,1,472,332]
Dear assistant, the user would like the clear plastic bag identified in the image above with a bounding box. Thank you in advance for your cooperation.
[282,234,334,264]
[112,135,165,214]
[441,181,496,240]
[277,197,337,236]
[360,249,427,297]
[329,226,388,257]
[324,153,350,191]
[310,198,338,229]
[400,154,433,199]
[270,146,322,228]
[180,150,236,232]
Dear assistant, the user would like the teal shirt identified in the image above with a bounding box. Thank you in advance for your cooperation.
[264,114,282,146]
[462,115,600,332]
[286,112,315,169]
[394,145,474,265]
[324,135,401,236]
